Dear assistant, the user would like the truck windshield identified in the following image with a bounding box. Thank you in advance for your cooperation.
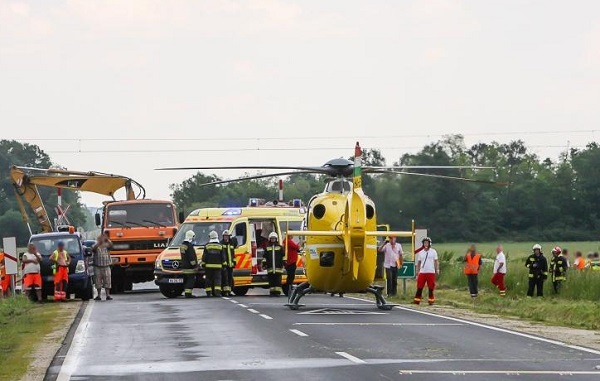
[171,222,231,247]
[106,203,175,228]
[29,237,81,257]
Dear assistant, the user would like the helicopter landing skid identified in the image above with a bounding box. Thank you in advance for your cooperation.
[366,285,397,311]
[285,282,312,310]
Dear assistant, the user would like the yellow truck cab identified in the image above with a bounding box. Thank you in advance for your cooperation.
[154,199,306,298]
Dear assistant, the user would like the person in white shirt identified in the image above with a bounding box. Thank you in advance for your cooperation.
[491,244,507,297]
[378,236,403,297]
[413,237,439,305]
[22,243,43,302]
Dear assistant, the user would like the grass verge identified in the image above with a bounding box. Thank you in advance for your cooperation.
[386,279,600,330]
[0,297,66,380]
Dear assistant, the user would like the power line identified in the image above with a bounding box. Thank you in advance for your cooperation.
[6,129,600,143]
[44,144,586,155]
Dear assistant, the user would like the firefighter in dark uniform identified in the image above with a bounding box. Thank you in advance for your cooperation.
[202,230,225,297]
[549,246,568,294]
[525,243,548,297]
[221,230,237,296]
[262,232,286,296]
[180,230,199,298]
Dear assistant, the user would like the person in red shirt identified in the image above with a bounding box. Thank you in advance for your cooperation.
[283,235,300,296]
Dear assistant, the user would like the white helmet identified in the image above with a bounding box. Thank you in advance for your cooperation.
[185,230,196,241]
[268,232,278,241]
[222,230,231,236]
[209,231,218,240]
[533,244,542,250]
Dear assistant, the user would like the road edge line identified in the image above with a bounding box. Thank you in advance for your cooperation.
[346,295,600,356]
[43,301,87,381]
[54,301,94,381]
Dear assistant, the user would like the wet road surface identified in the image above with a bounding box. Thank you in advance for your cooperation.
[49,284,600,380]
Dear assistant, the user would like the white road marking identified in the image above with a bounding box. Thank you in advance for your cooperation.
[222,296,231,300]
[289,329,309,337]
[346,295,600,356]
[335,351,366,364]
[399,370,600,375]
[56,302,95,381]
[294,323,463,326]
[238,303,248,308]
[259,314,273,320]
[230,299,239,304]
[247,309,260,314]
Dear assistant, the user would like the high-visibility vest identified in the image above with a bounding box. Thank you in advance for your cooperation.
[574,258,586,270]
[591,260,600,270]
[0,252,5,278]
[51,250,70,274]
[464,253,481,275]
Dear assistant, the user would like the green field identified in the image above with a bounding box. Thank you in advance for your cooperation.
[385,241,600,330]
[432,241,600,261]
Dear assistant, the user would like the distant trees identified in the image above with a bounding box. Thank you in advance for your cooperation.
[0,140,87,245]
[170,135,600,242]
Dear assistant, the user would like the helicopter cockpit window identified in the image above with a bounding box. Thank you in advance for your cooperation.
[320,251,335,267]
[313,204,326,219]
[366,204,375,219]
[327,180,351,193]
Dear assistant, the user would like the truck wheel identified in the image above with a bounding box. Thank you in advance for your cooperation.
[232,287,249,296]
[159,285,183,299]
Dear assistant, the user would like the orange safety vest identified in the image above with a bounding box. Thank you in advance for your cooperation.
[575,258,586,270]
[464,252,481,275]
[0,252,5,278]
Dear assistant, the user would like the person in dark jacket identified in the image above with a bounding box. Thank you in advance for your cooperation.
[262,232,286,296]
[202,231,225,297]
[525,244,548,297]
[220,230,237,296]
[549,246,568,294]
[180,230,199,298]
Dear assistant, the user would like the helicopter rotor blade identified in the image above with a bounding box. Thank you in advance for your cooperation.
[370,169,507,185]
[196,170,320,187]
[364,165,494,172]
[155,165,329,173]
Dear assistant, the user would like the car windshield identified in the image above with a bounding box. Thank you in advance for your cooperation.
[30,237,82,257]
[106,203,175,228]
[170,222,231,247]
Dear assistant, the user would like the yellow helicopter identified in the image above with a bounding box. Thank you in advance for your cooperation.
[158,142,494,310]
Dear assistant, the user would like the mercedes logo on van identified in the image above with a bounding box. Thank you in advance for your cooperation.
[171,261,180,269]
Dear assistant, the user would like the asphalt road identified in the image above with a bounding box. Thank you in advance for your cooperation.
[48,284,600,381]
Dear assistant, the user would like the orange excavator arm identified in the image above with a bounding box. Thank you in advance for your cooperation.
[10,165,145,233]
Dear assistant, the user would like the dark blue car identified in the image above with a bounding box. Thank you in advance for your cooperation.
[28,232,94,300]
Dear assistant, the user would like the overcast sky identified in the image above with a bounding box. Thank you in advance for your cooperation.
[2,1,600,207]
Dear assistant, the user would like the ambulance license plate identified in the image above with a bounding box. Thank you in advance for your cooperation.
[168,278,184,284]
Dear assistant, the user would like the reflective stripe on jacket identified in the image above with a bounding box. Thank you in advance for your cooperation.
[262,244,285,274]
[203,242,224,269]
[221,240,236,268]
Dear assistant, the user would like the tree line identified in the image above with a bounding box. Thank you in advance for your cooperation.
[2,136,600,245]
[171,135,600,242]
[0,140,88,245]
